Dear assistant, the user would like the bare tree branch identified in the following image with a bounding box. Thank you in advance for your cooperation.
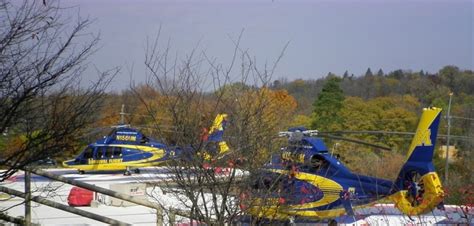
[133,30,291,224]
[0,0,118,182]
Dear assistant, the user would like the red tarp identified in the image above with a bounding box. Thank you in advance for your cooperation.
[67,187,93,206]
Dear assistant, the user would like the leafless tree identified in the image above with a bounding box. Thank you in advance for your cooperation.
[133,31,292,224]
[0,0,117,181]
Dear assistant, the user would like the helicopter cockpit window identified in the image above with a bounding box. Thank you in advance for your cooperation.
[309,155,329,171]
[140,135,149,144]
[82,147,93,159]
[113,147,122,158]
[105,146,114,158]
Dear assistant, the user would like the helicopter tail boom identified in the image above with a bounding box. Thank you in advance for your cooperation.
[389,107,444,215]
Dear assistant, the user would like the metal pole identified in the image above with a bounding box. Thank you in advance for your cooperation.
[120,104,125,124]
[24,171,31,226]
[331,143,339,156]
[444,92,453,184]
[0,186,130,225]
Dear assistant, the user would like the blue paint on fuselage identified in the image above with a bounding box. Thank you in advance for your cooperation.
[65,127,190,167]
[261,135,395,212]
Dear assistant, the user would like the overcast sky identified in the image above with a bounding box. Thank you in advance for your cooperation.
[62,0,473,91]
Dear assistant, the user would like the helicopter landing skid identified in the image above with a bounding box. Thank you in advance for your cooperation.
[124,167,132,176]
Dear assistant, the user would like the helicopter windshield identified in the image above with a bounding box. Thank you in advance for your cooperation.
[82,147,93,159]
[140,135,149,143]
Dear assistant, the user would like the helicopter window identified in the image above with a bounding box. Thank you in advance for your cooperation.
[83,147,93,159]
[140,136,149,144]
[95,147,105,159]
[113,147,122,158]
[105,146,114,158]
[309,155,329,171]
[92,148,97,159]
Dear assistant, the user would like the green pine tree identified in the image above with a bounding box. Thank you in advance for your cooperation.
[310,77,345,131]
[365,67,373,77]
[377,68,384,77]
[343,70,349,78]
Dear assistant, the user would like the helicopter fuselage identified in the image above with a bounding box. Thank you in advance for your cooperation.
[63,127,181,172]
[245,137,395,220]
[245,108,444,221]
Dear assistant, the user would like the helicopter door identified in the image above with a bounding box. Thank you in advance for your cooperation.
[112,147,122,159]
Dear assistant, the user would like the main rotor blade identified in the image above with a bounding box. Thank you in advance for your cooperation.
[320,131,472,141]
[317,134,392,151]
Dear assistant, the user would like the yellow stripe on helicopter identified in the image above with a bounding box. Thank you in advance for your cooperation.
[246,169,345,219]
[270,169,343,209]
[64,144,166,171]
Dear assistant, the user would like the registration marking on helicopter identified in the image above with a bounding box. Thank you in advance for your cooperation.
[87,158,123,164]
[116,135,137,141]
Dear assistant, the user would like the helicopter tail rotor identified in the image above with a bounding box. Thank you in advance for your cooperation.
[389,107,444,215]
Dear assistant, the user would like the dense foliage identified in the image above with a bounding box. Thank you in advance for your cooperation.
[274,65,474,204]
[310,76,345,131]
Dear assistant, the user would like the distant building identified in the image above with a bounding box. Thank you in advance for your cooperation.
[439,145,458,163]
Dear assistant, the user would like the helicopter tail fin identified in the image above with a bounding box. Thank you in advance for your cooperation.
[208,114,228,142]
[389,107,444,215]
[203,114,230,160]
[403,107,442,166]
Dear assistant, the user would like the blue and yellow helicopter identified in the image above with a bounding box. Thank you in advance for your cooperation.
[241,107,445,221]
[63,114,229,175]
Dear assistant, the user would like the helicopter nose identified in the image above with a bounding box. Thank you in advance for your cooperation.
[62,160,73,167]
